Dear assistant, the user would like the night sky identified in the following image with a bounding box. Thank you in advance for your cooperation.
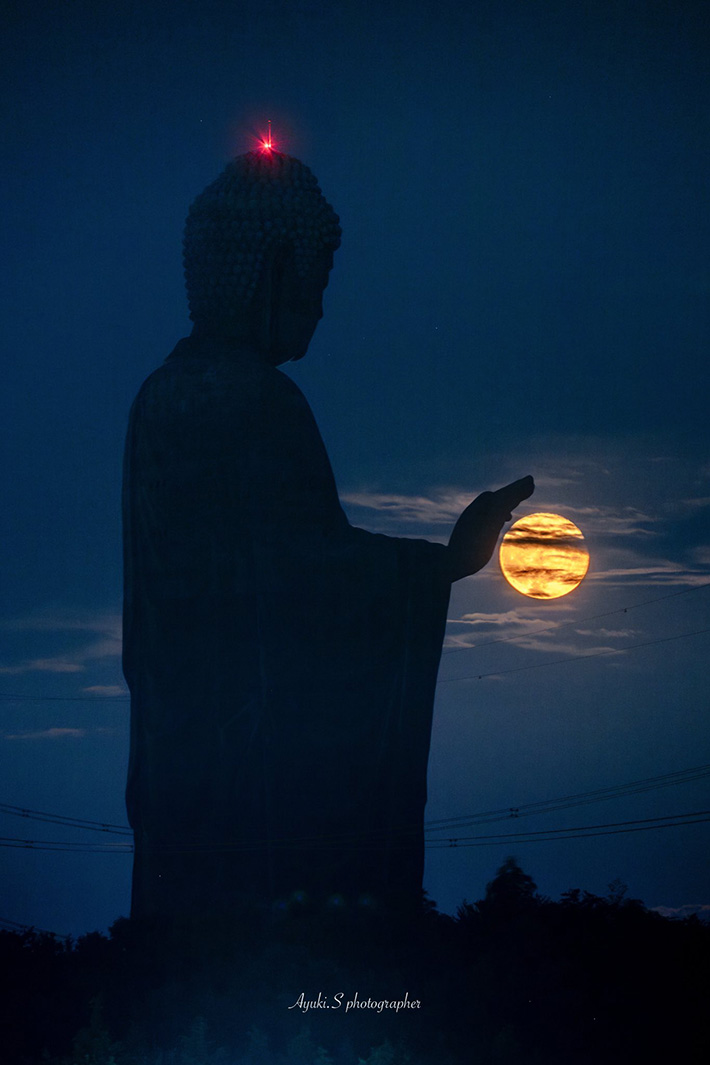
[2,0,709,938]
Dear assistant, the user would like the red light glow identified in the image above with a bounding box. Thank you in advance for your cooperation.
[244,118,286,156]
[260,119,274,152]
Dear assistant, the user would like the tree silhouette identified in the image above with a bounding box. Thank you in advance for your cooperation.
[477,856,540,916]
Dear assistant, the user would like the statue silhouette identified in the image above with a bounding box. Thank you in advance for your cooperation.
[122,149,533,922]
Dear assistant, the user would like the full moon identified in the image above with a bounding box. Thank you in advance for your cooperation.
[499,512,589,599]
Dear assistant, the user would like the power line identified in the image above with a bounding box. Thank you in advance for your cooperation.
[0,836,131,852]
[0,915,71,940]
[5,809,708,855]
[439,625,710,683]
[1,811,709,946]
[9,600,706,707]
[0,803,131,835]
[442,579,710,656]
[2,762,709,846]
[424,763,710,832]
[427,812,710,848]
[2,582,709,705]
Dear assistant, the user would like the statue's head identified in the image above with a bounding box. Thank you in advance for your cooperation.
[183,150,341,363]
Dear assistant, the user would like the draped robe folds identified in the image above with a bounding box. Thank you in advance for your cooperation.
[122,335,451,921]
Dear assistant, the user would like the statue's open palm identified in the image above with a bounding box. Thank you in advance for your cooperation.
[448,475,535,581]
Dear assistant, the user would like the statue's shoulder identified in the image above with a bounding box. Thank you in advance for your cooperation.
[128,336,312,426]
[129,338,194,403]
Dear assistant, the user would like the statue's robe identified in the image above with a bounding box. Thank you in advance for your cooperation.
[122,334,451,921]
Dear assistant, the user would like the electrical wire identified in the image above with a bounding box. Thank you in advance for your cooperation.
[426,812,710,848]
[0,915,70,939]
[2,581,709,704]
[439,625,710,683]
[3,809,708,855]
[0,802,131,835]
[0,835,131,851]
[424,763,710,832]
[442,579,710,656]
[2,763,709,848]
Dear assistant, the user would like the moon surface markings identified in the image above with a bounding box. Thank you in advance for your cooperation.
[499,512,589,599]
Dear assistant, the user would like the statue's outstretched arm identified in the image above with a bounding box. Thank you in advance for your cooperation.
[447,475,535,582]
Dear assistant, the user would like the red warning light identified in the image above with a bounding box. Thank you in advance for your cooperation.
[260,119,274,152]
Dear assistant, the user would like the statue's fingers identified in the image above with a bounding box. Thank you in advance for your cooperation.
[494,476,535,514]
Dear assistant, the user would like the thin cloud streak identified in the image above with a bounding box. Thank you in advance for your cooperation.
[4,726,117,741]
[679,497,710,511]
[588,565,710,587]
[0,610,122,635]
[343,489,665,542]
[575,628,641,639]
[651,903,710,921]
[0,659,85,676]
[81,685,128,697]
[341,489,470,531]
[504,634,624,658]
[0,611,122,677]
[542,504,659,538]
[5,727,87,740]
[443,607,602,657]
[448,609,551,629]
[444,607,645,659]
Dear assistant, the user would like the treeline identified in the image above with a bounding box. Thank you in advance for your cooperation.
[3,859,709,1065]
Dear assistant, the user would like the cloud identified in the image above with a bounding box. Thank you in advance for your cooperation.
[0,658,85,676]
[5,727,87,740]
[449,609,543,628]
[444,607,644,661]
[342,487,664,544]
[0,610,122,676]
[341,489,469,532]
[588,563,710,588]
[530,473,582,488]
[505,633,622,658]
[81,684,128,697]
[651,904,710,921]
[0,610,121,635]
[575,628,640,639]
[4,726,117,741]
[444,606,579,649]
[540,503,659,539]
[679,497,710,512]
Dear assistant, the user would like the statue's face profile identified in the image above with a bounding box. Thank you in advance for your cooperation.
[266,249,333,365]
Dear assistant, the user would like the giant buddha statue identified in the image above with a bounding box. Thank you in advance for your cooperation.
[122,148,533,923]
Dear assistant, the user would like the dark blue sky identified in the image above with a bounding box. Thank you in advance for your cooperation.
[2,0,709,935]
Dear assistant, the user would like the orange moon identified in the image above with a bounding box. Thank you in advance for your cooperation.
[499,513,589,599]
